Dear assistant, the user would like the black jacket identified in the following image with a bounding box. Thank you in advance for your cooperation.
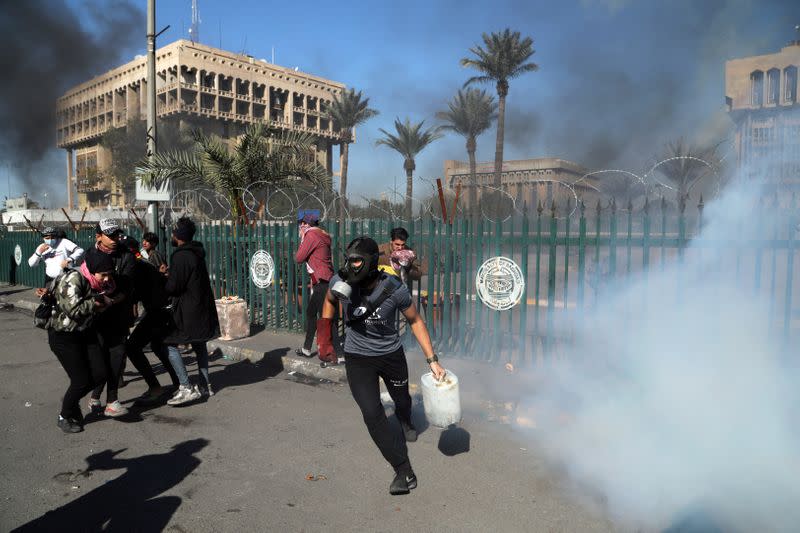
[133,258,169,313]
[94,245,137,335]
[163,241,219,344]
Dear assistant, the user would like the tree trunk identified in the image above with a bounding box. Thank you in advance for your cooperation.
[405,160,415,221]
[467,136,477,215]
[494,81,508,189]
[339,142,350,220]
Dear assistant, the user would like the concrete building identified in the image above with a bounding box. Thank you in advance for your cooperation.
[57,40,346,209]
[725,37,800,188]
[444,158,593,210]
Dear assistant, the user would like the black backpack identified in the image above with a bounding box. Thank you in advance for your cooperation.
[33,271,69,329]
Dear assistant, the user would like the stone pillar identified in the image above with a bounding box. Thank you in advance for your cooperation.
[66,149,74,210]
[285,91,294,125]
[214,73,220,113]
[248,79,254,121]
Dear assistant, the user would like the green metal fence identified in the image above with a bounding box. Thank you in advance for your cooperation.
[2,198,798,367]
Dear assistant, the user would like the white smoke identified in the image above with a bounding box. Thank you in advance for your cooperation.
[526,178,800,532]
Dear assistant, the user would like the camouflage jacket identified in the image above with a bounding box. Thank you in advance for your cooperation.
[48,270,97,332]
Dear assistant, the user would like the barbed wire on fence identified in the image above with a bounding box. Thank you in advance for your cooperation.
[150,154,727,225]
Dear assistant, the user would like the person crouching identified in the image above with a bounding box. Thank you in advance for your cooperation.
[47,248,115,433]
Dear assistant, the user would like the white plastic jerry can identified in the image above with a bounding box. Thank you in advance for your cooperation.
[420,370,462,428]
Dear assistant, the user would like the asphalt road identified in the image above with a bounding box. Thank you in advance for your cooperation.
[0,308,618,532]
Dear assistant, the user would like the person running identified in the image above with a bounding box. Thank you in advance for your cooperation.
[294,211,335,361]
[118,235,179,404]
[162,217,220,406]
[317,237,446,495]
[46,248,115,433]
[87,219,137,418]
[29,226,84,287]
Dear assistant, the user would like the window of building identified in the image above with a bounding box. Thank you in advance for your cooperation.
[750,71,764,106]
[767,69,780,104]
[785,66,798,103]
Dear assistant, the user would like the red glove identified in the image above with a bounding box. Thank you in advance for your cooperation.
[316,318,336,362]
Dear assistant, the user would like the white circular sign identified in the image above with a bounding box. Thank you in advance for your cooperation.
[14,245,22,266]
[250,250,274,289]
[475,256,525,311]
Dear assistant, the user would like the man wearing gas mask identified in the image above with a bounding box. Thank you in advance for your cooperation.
[318,237,446,495]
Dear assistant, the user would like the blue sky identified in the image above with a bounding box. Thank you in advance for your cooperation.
[3,0,798,206]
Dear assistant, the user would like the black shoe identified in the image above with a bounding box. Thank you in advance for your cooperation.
[295,348,316,358]
[400,420,418,442]
[389,470,417,495]
[57,416,83,434]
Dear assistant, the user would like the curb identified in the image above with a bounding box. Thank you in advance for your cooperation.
[0,295,37,316]
[206,339,347,384]
[0,289,347,385]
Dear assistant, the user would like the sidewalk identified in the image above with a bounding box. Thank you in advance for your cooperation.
[0,283,540,422]
[0,283,347,384]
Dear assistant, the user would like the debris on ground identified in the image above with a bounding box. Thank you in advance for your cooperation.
[24,401,31,407]
[305,473,327,481]
[505,363,514,373]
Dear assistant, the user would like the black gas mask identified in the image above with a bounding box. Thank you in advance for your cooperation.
[330,237,380,301]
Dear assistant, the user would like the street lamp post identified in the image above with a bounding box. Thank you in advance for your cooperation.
[146,0,159,236]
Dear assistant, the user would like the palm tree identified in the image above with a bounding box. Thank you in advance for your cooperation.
[326,88,379,216]
[376,118,442,220]
[461,29,538,188]
[139,123,328,219]
[652,138,720,210]
[436,88,497,212]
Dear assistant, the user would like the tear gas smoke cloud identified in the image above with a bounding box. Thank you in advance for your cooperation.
[524,170,800,531]
[0,0,143,194]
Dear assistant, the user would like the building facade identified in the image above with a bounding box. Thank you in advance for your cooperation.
[444,158,593,210]
[725,38,800,188]
[57,40,346,209]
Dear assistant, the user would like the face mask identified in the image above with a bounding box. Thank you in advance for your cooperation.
[44,238,58,247]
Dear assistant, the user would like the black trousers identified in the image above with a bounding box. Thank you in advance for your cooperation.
[126,311,179,388]
[303,280,329,350]
[91,329,128,403]
[344,347,412,469]
[48,329,106,421]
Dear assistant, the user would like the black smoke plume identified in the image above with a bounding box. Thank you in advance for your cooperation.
[0,0,143,190]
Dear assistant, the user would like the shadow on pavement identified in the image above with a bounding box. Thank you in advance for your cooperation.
[206,347,287,394]
[0,286,30,298]
[437,425,471,456]
[661,508,726,533]
[12,438,209,532]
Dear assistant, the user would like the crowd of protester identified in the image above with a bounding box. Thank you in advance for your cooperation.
[35,216,219,433]
[31,213,445,495]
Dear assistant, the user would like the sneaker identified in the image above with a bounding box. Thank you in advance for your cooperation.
[389,470,418,495]
[88,398,103,414]
[295,348,316,358]
[200,382,214,397]
[104,400,129,418]
[167,385,201,406]
[57,415,83,434]
[400,420,418,443]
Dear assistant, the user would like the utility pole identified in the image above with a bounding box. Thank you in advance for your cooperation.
[146,0,159,236]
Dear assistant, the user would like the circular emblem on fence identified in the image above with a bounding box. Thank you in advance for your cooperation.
[14,245,22,266]
[475,256,525,311]
[250,250,274,289]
